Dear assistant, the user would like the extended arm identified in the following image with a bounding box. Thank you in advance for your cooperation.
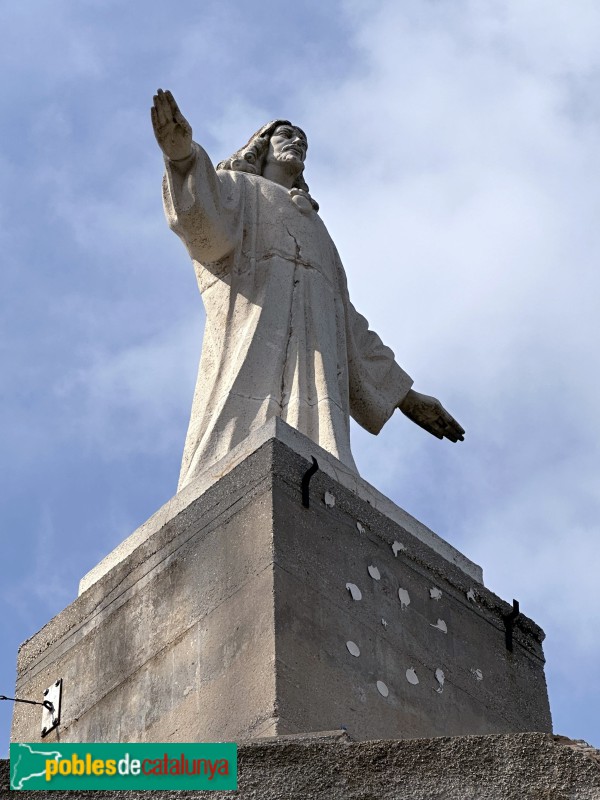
[344,294,464,443]
[153,89,239,265]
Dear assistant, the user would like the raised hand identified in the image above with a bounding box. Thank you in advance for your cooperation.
[398,389,465,442]
[151,89,193,161]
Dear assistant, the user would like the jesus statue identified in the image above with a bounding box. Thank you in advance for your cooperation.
[151,89,464,491]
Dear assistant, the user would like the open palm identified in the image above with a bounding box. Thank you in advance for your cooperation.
[151,89,193,162]
[399,389,464,442]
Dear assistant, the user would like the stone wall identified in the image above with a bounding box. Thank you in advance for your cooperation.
[3,732,600,799]
[12,425,550,744]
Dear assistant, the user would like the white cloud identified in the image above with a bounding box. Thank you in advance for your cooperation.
[54,316,201,458]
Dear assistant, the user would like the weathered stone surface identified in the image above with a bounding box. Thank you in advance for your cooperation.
[268,441,550,740]
[3,733,599,799]
[12,431,549,745]
[79,417,482,593]
[13,443,279,744]
[152,90,463,492]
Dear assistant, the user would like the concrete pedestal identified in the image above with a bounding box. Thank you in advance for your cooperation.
[11,420,551,744]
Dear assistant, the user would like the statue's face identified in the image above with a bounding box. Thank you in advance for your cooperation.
[267,125,307,171]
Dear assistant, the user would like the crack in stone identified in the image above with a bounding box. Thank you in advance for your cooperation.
[279,226,302,411]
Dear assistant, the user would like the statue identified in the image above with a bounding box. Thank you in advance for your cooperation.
[151,90,464,491]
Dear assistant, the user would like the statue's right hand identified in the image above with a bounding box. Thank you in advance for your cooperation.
[151,89,193,161]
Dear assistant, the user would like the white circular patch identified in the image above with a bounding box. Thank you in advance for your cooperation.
[430,618,448,633]
[376,681,389,697]
[398,588,411,609]
[346,582,362,601]
[392,541,406,556]
[406,668,419,685]
[368,564,381,580]
[324,491,335,508]
[434,668,445,695]
[346,641,360,657]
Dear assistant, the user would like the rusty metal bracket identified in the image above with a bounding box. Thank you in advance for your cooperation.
[301,457,319,508]
[503,599,520,652]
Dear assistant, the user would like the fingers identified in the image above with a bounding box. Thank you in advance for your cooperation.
[446,413,465,440]
[441,425,462,443]
[428,415,464,442]
[445,409,465,436]
[152,88,192,146]
[166,89,192,136]
[399,391,465,442]
[165,89,183,123]
[420,395,465,443]
[436,411,465,442]
[152,89,171,127]
[150,105,161,136]
[448,423,465,441]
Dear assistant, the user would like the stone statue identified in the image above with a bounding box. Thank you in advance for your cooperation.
[151,90,464,490]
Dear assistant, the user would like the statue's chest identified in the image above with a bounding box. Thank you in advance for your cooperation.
[246,183,337,281]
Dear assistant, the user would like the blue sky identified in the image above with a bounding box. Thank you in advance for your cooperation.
[1,0,599,751]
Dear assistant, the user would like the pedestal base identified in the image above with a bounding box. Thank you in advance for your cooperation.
[12,422,551,744]
[3,733,600,799]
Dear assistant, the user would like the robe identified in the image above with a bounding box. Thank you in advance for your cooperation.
[163,143,413,490]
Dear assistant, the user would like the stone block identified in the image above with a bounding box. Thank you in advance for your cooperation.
[11,423,550,744]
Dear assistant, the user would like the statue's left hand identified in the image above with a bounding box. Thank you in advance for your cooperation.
[398,389,465,442]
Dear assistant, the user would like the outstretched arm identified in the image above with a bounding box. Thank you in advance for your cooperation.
[343,288,464,443]
[151,89,193,162]
[398,389,464,442]
[156,88,239,265]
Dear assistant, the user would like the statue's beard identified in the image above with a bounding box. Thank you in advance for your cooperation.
[274,150,304,175]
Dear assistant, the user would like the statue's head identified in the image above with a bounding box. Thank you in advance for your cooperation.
[217,120,318,210]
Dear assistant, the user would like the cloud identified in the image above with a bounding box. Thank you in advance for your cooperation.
[1,507,74,629]
[54,315,201,459]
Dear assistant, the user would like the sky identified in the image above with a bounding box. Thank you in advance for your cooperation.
[1,0,599,753]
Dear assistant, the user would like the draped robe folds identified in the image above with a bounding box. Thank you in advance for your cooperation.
[163,143,413,490]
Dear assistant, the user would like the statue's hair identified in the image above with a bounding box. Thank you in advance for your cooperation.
[217,120,318,211]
